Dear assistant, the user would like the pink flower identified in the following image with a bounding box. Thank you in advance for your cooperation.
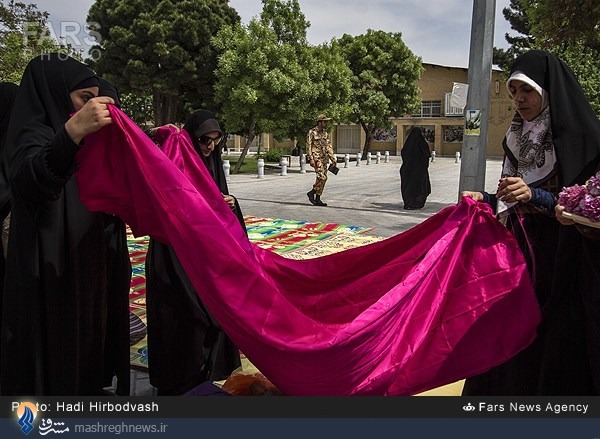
[586,173,600,197]
[579,194,600,222]
[558,184,587,213]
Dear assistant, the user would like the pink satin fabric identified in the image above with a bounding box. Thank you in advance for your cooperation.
[77,106,541,395]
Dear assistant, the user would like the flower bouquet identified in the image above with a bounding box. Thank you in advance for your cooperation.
[557,170,600,229]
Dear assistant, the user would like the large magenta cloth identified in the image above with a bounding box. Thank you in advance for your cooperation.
[77,107,540,395]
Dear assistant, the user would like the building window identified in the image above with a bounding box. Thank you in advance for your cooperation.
[443,126,464,143]
[373,127,397,142]
[419,126,435,143]
[444,93,465,116]
[413,100,441,117]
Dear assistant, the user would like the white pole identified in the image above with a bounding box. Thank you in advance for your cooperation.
[223,159,231,181]
[257,158,265,179]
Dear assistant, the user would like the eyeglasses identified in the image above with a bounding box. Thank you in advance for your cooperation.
[198,135,222,146]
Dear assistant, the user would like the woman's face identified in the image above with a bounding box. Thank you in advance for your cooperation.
[508,79,543,121]
[197,130,222,157]
[70,86,99,111]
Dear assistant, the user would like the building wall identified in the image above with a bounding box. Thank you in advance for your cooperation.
[335,63,514,158]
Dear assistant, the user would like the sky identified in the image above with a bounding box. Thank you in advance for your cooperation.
[30,0,514,67]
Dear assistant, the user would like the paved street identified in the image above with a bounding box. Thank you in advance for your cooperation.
[228,155,504,238]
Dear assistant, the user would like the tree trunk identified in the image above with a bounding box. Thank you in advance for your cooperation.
[153,92,179,126]
[360,121,375,160]
[232,120,256,174]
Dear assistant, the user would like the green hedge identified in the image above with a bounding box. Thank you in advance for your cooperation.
[263,147,293,163]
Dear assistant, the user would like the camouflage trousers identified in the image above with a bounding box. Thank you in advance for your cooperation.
[311,160,328,195]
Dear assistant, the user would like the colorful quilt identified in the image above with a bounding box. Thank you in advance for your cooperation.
[245,215,378,255]
[128,219,381,368]
[127,232,150,368]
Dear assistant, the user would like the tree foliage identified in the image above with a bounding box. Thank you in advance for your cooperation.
[493,0,534,70]
[550,43,600,116]
[289,43,353,150]
[260,0,309,45]
[213,0,352,173]
[335,30,423,158]
[502,0,535,50]
[87,0,239,125]
[120,92,155,127]
[525,0,600,49]
[0,0,73,82]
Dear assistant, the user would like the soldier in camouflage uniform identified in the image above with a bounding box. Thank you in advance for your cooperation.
[306,114,337,206]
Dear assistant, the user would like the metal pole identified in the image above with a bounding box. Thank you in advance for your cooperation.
[458,0,496,198]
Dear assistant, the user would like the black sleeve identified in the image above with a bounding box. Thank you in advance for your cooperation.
[13,125,80,202]
[529,187,556,213]
[39,125,80,178]
[481,191,498,211]
[481,188,555,215]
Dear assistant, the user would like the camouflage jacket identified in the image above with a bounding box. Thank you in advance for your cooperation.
[306,126,335,163]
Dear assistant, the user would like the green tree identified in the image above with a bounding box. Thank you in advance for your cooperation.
[335,30,423,159]
[0,0,73,82]
[287,43,352,153]
[260,0,309,44]
[550,43,600,116]
[493,0,534,70]
[525,0,600,49]
[87,0,239,125]
[259,0,351,151]
[213,0,351,173]
[120,92,154,127]
[492,47,514,72]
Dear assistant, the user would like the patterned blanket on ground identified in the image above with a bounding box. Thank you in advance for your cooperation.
[128,219,381,368]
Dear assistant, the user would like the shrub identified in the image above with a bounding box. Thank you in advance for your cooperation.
[263,147,291,163]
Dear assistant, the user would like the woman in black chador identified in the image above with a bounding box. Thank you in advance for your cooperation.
[0,54,130,395]
[0,82,18,221]
[145,110,242,395]
[97,78,134,395]
[462,50,600,395]
[400,127,431,209]
[0,82,18,287]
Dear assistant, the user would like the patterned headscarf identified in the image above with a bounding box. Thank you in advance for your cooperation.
[502,50,600,188]
[502,71,556,188]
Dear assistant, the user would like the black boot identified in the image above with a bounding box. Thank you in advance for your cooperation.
[307,189,316,205]
[315,195,327,206]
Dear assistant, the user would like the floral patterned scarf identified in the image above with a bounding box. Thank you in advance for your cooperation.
[502,105,557,188]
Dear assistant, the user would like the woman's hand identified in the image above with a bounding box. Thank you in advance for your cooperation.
[65,96,114,144]
[496,177,532,203]
[460,191,484,202]
[555,204,575,225]
[151,124,180,135]
[222,194,235,207]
